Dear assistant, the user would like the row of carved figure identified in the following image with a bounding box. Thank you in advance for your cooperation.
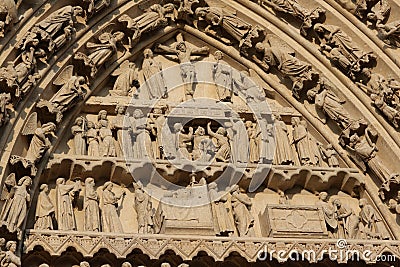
[316,192,389,240]
[0,1,387,170]
[256,0,400,129]
[69,108,339,167]
[0,0,397,220]
[29,178,256,238]
[0,1,112,126]
[0,172,389,241]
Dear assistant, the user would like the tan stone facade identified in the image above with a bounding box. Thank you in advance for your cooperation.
[0,0,400,266]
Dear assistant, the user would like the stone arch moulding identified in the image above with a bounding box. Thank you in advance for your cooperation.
[0,0,400,266]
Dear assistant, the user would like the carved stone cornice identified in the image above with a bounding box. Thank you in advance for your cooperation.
[44,154,364,194]
[24,230,400,264]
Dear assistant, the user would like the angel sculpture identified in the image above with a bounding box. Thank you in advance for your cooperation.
[109,60,139,97]
[305,77,353,129]
[0,93,11,127]
[10,112,57,176]
[118,3,176,43]
[0,0,19,38]
[0,175,32,238]
[37,65,87,123]
[74,31,125,77]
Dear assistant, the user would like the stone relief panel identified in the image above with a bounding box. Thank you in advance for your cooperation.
[0,0,399,265]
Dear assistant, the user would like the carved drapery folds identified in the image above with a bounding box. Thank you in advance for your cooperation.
[0,0,400,265]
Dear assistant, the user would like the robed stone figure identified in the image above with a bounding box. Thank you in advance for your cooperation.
[84,178,100,232]
[208,183,235,236]
[56,178,81,231]
[101,182,125,233]
[34,184,55,230]
[230,185,254,237]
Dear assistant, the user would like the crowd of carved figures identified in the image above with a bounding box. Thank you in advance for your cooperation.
[0,1,400,264]
[68,107,341,168]
[315,192,389,240]
[0,0,396,179]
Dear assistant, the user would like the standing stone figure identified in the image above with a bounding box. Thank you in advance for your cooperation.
[86,121,100,156]
[56,178,81,231]
[74,31,125,77]
[111,105,134,158]
[132,109,153,159]
[84,178,100,232]
[101,182,125,233]
[212,51,233,102]
[142,48,167,99]
[2,241,20,267]
[315,192,337,237]
[230,118,248,163]
[134,182,149,234]
[208,182,235,236]
[34,184,55,230]
[71,117,87,155]
[98,110,117,157]
[0,176,31,234]
[231,185,254,237]
[246,121,261,163]
[259,118,274,163]
[156,33,209,100]
[333,199,359,239]
[291,118,320,166]
[359,198,389,239]
[149,107,167,159]
[319,144,339,167]
[273,115,294,165]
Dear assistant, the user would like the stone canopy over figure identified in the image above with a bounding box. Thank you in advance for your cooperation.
[155,33,209,101]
